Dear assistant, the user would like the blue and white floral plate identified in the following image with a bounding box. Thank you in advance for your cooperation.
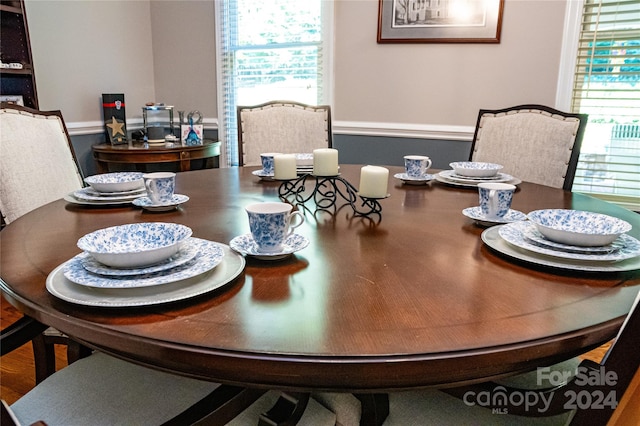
[436,170,521,188]
[230,233,309,260]
[65,238,223,288]
[132,194,189,211]
[47,244,245,307]
[73,187,146,202]
[80,239,200,276]
[498,221,640,262]
[521,225,625,254]
[482,225,640,273]
[462,206,526,226]
[394,173,435,185]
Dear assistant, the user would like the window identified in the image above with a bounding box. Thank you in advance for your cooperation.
[215,0,333,167]
[567,0,640,211]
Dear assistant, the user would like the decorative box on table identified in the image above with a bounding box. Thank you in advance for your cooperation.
[102,93,127,145]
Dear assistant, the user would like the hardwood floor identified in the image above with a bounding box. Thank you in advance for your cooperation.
[1,295,68,405]
[1,295,636,424]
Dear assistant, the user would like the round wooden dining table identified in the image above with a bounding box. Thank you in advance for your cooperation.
[1,165,639,415]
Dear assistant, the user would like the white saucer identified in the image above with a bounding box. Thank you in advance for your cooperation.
[394,172,435,185]
[229,233,309,260]
[133,194,189,211]
[252,169,274,181]
[462,206,527,226]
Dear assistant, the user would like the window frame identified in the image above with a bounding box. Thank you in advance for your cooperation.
[557,0,640,211]
[214,0,334,167]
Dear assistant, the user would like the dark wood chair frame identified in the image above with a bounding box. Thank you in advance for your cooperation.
[469,104,589,191]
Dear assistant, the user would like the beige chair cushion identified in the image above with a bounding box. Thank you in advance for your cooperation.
[239,102,331,166]
[1,108,83,224]
[472,110,582,189]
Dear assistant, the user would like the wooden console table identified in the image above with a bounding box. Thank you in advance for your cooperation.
[92,140,221,173]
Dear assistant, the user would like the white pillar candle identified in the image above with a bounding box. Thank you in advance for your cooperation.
[358,165,389,198]
[313,148,339,176]
[274,154,297,180]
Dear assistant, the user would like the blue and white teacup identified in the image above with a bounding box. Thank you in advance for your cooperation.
[478,183,516,219]
[143,172,176,204]
[260,153,281,174]
[245,202,304,253]
[404,155,432,178]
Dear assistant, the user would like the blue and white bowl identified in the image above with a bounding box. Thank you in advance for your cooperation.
[527,209,632,247]
[77,222,193,268]
[84,172,144,193]
[450,161,503,178]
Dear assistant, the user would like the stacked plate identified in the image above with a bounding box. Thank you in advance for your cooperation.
[66,172,146,206]
[481,209,640,272]
[436,162,521,188]
[46,223,245,307]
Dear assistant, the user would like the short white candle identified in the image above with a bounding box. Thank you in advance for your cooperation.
[313,148,339,176]
[358,165,389,198]
[274,154,297,180]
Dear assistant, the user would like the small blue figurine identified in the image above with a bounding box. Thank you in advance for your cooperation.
[185,117,201,146]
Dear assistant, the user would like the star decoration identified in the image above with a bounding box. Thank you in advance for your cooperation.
[106,116,125,137]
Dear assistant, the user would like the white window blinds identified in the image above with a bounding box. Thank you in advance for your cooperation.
[570,0,640,211]
[216,0,332,167]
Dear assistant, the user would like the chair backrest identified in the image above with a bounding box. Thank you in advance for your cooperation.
[237,100,332,167]
[469,104,588,191]
[0,103,84,225]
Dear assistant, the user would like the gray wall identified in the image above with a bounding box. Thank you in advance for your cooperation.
[25,0,569,176]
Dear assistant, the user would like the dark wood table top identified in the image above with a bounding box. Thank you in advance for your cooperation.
[1,165,639,392]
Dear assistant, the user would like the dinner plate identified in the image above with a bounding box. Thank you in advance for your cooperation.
[521,224,625,254]
[498,221,640,262]
[230,233,309,260]
[394,172,435,185]
[80,238,200,276]
[64,192,134,206]
[132,194,189,211]
[64,238,224,288]
[481,226,640,272]
[462,206,527,226]
[438,170,516,185]
[73,188,146,202]
[82,187,147,197]
[47,244,245,307]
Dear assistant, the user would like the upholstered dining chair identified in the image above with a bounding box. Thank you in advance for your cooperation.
[0,102,91,381]
[1,316,337,426]
[313,289,640,425]
[469,104,588,191]
[0,102,84,225]
[237,100,332,166]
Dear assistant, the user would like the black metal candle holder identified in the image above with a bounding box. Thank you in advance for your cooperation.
[277,174,386,217]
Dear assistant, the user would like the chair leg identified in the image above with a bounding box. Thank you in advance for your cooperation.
[355,393,389,426]
[31,333,55,384]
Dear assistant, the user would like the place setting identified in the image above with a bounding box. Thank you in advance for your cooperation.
[252,153,316,181]
[230,201,309,260]
[46,222,246,307]
[462,181,526,226]
[132,171,189,211]
[65,172,147,206]
[481,209,640,272]
[436,161,521,188]
[394,155,435,185]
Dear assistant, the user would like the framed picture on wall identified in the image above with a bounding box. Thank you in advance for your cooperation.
[377,0,504,43]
